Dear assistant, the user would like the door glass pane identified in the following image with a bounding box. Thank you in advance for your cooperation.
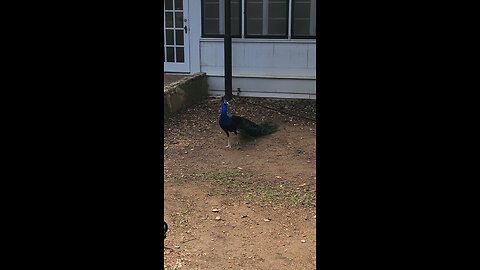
[176,47,184,63]
[166,30,174,45]
[175,0,183,10]
[175,30,184,45]
[166,47,174,62]
[166,12,173,28]
[175,12,183,28]
[165,0,173,10]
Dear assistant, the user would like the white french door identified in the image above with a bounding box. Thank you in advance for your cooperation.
[164,0,190,73]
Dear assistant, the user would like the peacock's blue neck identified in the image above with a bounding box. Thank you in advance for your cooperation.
[219,102,231,124]
[220,103,230,118]
[221,103,228,114]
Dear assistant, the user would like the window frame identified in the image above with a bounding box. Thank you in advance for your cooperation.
[201,0,243,38]
[200,0,316,39]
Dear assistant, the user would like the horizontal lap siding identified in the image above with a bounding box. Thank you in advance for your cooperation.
[200,40,316,99]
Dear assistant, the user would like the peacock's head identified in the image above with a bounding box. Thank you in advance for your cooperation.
[221,96,230,106]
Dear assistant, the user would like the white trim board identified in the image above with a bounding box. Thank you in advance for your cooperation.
[206,73,316,80]
[208,90,316,100]
[207,76,316,99]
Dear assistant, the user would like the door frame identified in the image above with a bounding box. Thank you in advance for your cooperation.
[164,0,190,73]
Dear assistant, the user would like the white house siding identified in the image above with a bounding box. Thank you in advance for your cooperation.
[199,39,316,99]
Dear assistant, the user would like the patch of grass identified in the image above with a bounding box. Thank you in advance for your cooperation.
[192,169,316,207]
[286,190,316,207]
[193,169,244,188]
[245,185,316,207]
[206,169,239,182]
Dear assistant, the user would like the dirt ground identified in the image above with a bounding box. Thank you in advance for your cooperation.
[164,96,317,269]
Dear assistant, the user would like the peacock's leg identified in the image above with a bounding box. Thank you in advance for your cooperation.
[233,131,239,146]
[224,131,231,148]
[227,137,231,148]
[237,137,240,146]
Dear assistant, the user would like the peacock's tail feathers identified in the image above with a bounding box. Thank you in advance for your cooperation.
[257,122,278,136]
[238,117,277,137]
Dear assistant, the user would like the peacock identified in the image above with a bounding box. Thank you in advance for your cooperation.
[218,97,277,148]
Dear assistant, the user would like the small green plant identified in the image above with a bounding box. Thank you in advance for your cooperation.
[206,169,239,182]
[246,186,315,207]
[193,169,240,186]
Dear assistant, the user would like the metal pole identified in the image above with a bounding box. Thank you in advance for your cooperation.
[224,0,232,101]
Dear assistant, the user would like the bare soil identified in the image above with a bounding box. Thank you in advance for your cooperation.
[164,97,317,269]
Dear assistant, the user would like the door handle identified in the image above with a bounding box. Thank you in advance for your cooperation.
[184,25,188,34]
